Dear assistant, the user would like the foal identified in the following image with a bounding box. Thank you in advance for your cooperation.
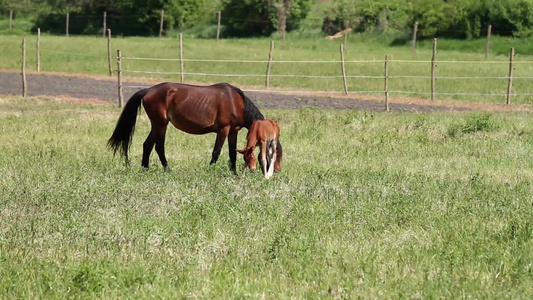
[237,119,281,179]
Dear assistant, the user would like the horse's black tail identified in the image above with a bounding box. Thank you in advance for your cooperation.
[107,88,148,163]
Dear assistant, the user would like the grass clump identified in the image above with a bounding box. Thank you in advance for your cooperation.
[447,113,500,136]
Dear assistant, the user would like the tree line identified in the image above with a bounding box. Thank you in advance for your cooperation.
[324,0,533,39]
[0,0,312,37]
[2,0,533,39]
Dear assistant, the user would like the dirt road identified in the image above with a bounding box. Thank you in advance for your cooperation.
[0,71,467,112]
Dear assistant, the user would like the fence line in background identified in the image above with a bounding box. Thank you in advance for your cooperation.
[507,47,515,105]
[36,28,41,72]
[216,11,221,42]
[103,12,107,38]
[121,69,532,80]
[107,29,113,76]
[340,44,348,94]
[117,39,529,108]
[21,38,27,97]
[66,13,69,37]
[159,10,164,38]
[120,57,533,64]
[117,50,123,107]
[12,33,532,109]
[179,33,184,82]
[384,55,389,112]
[265,40,274,88]
[431,38,437,100]
[486,25,492,59]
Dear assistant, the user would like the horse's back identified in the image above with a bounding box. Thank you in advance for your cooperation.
[143,82,245,134]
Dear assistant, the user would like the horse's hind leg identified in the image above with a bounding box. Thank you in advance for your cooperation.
[210,126,229,165]
[227,131,238,174]
[142,131,155,170]
[154,122,170,172]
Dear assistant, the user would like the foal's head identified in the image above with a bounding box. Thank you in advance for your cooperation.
[236,146,257,172]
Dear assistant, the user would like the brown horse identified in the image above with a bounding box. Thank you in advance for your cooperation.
[108,82,281,173]
[237,119,281,179]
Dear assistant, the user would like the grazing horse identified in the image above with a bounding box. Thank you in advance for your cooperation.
[237,119,281,179]
[108,82,273,173]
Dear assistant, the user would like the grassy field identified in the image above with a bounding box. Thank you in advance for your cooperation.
[1,96,533,298]
[1,33,533,105]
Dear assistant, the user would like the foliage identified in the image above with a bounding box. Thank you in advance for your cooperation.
[324,0,533,39]
[1,0,310,37]
[220,0,312,37]
[31,0,210,36]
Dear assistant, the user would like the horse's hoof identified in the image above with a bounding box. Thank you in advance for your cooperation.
[164,167,171,173]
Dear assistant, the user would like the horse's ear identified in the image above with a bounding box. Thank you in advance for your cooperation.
[236,149,246,154]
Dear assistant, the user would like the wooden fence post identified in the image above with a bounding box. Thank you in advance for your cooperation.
[103,11,107,38]
[340,44,348,95]
[9,10,13,30]
[159,10,164,38]
[22,38,27,97]
[485,25,492,59]
[107,29,113,76]
[430,38,437,100]
[179,33,184,82]
[265,40,274,88]
[66,13,69,37]
[506,47,515,105]
[412,22,418,52]
[36,28,41,72]
[117,50,123,107]
[216,11,221,42]
[384,55,389,112]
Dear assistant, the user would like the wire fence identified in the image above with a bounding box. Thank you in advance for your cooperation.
[11,31,533,109]
[119,51,533,105]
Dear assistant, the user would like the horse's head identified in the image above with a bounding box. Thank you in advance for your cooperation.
[236,146,256,172]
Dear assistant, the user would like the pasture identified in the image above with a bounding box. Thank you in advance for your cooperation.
[2,34,533,104]
[1,96,533,298]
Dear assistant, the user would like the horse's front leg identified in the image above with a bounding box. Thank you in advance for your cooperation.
[227,131,238,174]
[210,126,230,165]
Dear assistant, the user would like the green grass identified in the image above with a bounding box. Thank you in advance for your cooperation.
[1,96,533,298]
[1,33,533,105]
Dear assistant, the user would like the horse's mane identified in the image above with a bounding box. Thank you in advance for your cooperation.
[228,84,264,128]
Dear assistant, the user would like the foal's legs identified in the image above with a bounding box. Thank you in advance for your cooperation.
[260,140,268,178]
[266,140,277,179]
[210,126,230,165]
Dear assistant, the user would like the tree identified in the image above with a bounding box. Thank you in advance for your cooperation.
[323,0,533,39]
[220,0,311,37]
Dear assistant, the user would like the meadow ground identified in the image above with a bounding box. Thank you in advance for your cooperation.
[1,95,533,298]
